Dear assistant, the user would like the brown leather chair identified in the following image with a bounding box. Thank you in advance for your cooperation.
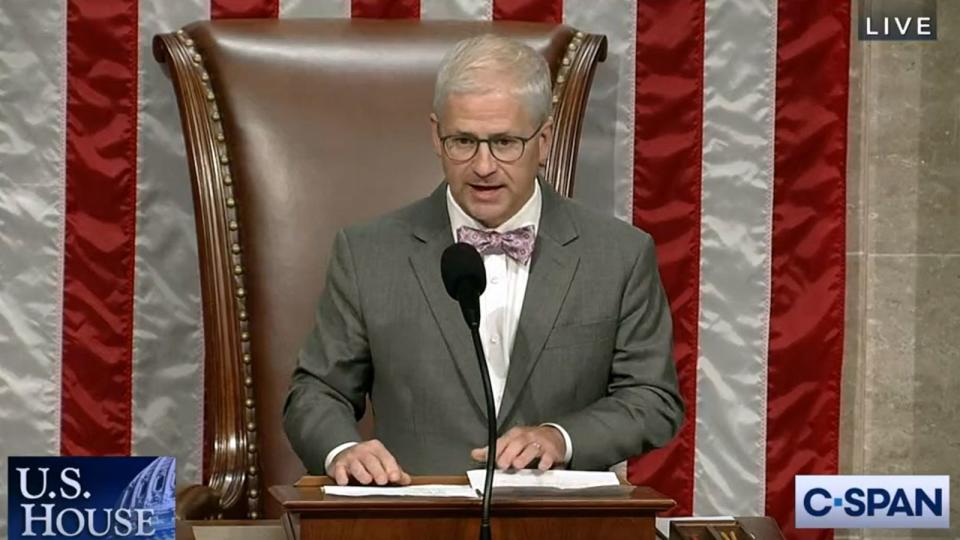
[153,18,607,520]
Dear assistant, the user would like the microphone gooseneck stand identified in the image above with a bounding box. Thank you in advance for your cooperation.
[440,242,496,540]
[467,319,498,540]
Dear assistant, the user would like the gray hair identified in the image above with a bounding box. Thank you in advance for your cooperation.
[433,34,553,126]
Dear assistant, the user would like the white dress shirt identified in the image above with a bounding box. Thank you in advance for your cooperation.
[325,182,573,470]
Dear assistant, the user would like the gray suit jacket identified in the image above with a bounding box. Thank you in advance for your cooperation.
[283,181,684,475]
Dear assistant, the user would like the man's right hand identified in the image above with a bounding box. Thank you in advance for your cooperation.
[328,440,412,486]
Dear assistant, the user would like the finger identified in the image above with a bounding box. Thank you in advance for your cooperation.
[493,430,523,464]
[497,438,528,470]
[370,445,403,483]
[398,470,413,485]
[358,452,390,485]
[349,459,373,485]
[511,442,542,470]
[471,447,486,461]
[333,462,350,486]
[537,452,555,471]
[538,426,567,458]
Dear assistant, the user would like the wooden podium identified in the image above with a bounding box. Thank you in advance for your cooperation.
[270,476,674,540]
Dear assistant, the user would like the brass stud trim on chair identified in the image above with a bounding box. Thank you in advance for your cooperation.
[176,34,263,519]
[552,39,580,109]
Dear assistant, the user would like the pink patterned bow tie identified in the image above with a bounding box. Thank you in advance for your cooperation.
[456,225,536,265]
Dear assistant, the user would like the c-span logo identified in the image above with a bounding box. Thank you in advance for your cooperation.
[8,456,175,539]
[796,475,949,529]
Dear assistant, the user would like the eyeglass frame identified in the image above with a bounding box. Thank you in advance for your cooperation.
[436,121,546,163]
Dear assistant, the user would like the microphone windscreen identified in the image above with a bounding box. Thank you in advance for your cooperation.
[441,243,486,300]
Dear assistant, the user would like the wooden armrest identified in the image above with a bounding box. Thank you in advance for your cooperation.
[176,484,223,520]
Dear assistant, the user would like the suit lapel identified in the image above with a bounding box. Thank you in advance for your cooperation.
[408,184,488,420]
[498,185,580,427]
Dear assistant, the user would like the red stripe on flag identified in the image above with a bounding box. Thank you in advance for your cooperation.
[766,0,849,538]
[627,0,704,516]
[61,0,139,456]
[492,0,562,22]
[211,0,278,19]
[351,0,420,19]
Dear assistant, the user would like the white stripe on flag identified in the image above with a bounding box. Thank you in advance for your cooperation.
[563,0,637,222]
[420,0,491,20]
[694,0,778,517]
[0,1,67,536]
[132,0,209,485]
[280,0,349,18]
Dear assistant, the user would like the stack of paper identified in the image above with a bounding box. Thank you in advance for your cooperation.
[320,470,621,498]
[467,469,621,492]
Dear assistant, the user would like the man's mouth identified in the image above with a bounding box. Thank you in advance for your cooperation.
[469,183,504,192]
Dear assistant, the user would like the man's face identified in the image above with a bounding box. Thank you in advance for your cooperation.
[430,81,552,228]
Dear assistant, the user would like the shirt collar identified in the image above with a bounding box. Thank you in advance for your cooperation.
[447,181,542,242]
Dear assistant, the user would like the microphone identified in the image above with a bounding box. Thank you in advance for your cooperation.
[440,242,496,540]
[441,242,486,327]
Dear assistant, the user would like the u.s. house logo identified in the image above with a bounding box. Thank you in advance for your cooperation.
[796,475,950,529]
[8,456,175,539]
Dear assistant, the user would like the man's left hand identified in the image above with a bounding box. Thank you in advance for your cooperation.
[470,426,567,471]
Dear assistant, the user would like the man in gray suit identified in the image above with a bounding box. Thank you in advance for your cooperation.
[283,34,683,486]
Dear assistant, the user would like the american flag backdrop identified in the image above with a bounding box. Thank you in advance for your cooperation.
[0,1,848,538]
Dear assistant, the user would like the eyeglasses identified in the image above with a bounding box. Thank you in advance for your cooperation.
[437,122,544,163]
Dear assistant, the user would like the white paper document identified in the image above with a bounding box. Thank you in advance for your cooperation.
[323,485,480,498]
[466,469,620,492]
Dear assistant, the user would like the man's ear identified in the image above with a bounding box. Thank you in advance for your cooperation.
[429,113,442,158]
[538,116,554,166]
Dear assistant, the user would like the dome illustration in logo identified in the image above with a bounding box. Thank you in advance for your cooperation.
[111,457,176,539]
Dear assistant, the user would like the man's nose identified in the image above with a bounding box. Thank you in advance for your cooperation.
[471,142,497,177]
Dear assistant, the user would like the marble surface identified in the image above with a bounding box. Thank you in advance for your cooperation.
[841,1,959,538]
